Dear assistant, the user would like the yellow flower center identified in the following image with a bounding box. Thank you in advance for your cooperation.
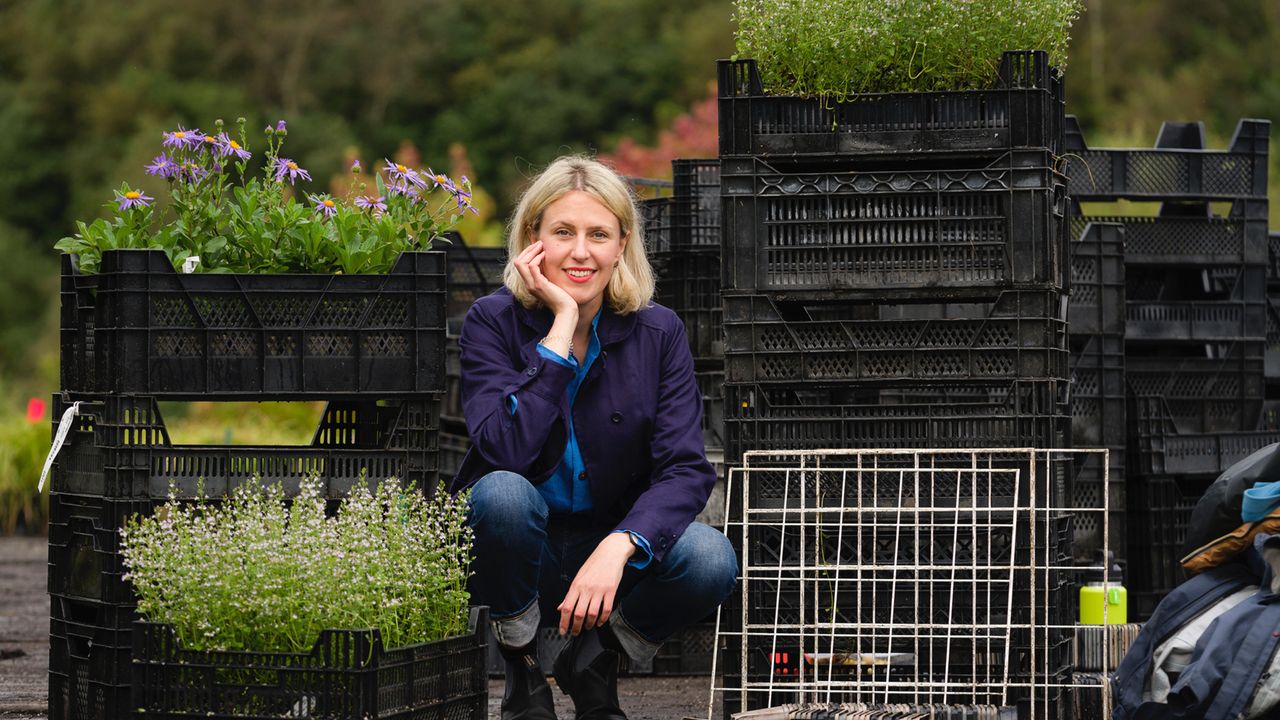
[229,140,241,150]
[436,175,446,184]
[323,199,336,208]
[203,135,216,143]
[125,191,142,200]
[174,131,186,139]
[396,164,407,173]
[287,162,298,170]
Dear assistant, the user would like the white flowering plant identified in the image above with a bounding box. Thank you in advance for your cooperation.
[733,0,1083,96]
[120,476,473,653]
[56,118,476,275]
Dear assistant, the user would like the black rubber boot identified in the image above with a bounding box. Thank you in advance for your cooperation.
[498,638,558,720]
[551,628,628,720]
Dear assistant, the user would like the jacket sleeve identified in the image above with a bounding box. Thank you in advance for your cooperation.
[458,302,573,481]
[613,317,716,563]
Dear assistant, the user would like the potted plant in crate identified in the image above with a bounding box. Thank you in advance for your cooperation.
[55,119,475,396]
[721,0,1083,158]
[121,476,486,719]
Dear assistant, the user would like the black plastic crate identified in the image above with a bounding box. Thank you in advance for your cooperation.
[725,380,1070,464]
[47,594,138,720]
[724,291,1069,385]
[1128,414,1280,478]
[1269,295,1280,380]
[1068,221,1125,338]
[718,51,1064,159]
[132,606,489,720]
[697,366,725,450]
[441,232,505,319]
[1069,213,1267,268]
[671,159,721,249]
[652,622,717,676]
[1126,344,1265,435]
[444,331,462,424]
[1069,451,1126,562]
[438,427,469,485]
[1063,116,1270,203]
[720,151,1067,298]
[1126,475,1214,619]
[654,250,723,358]
[1125,266,1266,344]
[48,493,154,603]
[50,394,441,501]
[60,249,447,398]
[640,196,673,255]
[1070,334,1125,449]
[1269,231,1280,284]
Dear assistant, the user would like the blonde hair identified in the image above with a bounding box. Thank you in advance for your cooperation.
[503,155,655,314]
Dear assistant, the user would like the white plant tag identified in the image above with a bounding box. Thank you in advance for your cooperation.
[38,401,82,492]
[182,255,201,273]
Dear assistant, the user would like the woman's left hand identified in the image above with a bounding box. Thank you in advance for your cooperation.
[558,533,635,636]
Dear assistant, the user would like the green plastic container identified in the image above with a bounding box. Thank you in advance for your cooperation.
[1080,583,1128,624]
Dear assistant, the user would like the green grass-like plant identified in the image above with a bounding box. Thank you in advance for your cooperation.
[0,416,50,535]
[121,477,472,652]
[733,0,1083,96]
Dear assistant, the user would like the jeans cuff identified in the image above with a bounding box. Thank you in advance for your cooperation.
[491,599,540,650]
[609,610,662,664]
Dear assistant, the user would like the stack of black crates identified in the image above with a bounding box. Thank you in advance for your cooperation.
[1063,117,1274,619]
[717,51,1074,718]
[51,249,448,720]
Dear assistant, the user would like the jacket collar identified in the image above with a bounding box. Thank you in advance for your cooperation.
[502,287,639,347]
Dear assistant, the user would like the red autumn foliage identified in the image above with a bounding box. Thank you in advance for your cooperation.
[599,84,717,180]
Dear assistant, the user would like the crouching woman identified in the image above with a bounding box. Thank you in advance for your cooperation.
[449,156,737,720]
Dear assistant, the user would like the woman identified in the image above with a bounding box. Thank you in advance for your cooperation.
[450,156,737,720]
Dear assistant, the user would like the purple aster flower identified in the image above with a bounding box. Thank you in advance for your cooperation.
[309,193,339,218]
[215,133,251,161]
[115,188,154,212]
[145,154,178,179]
[354,195,387,214]
[198,132,220,153]
[162,126,200,149]
[387,180,419,199]
[274,157,312,185]
[350,159,361,173]
[276,120,287,133]
[383,158,428,190]
[179,162,207,182]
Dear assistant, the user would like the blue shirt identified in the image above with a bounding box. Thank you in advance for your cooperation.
[509,309,653,569]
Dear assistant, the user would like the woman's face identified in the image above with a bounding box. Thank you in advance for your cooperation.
[534,190,627,314]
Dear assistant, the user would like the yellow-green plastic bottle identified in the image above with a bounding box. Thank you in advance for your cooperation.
[1079,552,1128,624]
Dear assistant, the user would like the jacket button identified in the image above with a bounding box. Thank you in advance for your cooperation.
[578,471,587,481]
[527,366,538,376]
[611,412,622,423]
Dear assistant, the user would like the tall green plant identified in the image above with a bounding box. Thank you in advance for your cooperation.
[733,0,1084,96]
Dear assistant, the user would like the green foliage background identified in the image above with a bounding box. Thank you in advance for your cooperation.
[0,0,1277,532]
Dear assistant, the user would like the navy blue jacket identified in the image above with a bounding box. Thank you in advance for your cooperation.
[449,288,715,564]
[1113,537,1278,720]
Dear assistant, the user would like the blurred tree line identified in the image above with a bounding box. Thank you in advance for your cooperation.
[0,0,1276,383]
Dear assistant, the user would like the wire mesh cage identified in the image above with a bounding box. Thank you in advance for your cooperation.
[709,448,1117,720]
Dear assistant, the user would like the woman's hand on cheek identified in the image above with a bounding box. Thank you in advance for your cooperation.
[514,240,578,317]
[557,532,635,636]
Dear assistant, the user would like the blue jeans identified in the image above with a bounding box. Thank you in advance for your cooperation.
[467,470,738,662]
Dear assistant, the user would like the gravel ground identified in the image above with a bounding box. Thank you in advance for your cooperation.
[0,536,721,720]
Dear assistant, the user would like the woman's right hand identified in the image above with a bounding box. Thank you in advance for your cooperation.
[513,240,578,318]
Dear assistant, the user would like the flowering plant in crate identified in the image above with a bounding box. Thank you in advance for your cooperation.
[120,476,473,652]
[55,118,476,275]
[733,0,1083,96]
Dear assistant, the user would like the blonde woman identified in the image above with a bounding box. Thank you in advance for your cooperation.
[450,156,736,720]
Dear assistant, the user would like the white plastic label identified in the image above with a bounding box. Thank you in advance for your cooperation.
[182,255,201,273]
[37,401,82,492]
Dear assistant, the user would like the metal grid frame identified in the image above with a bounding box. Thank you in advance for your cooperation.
[707,448,1117,720]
